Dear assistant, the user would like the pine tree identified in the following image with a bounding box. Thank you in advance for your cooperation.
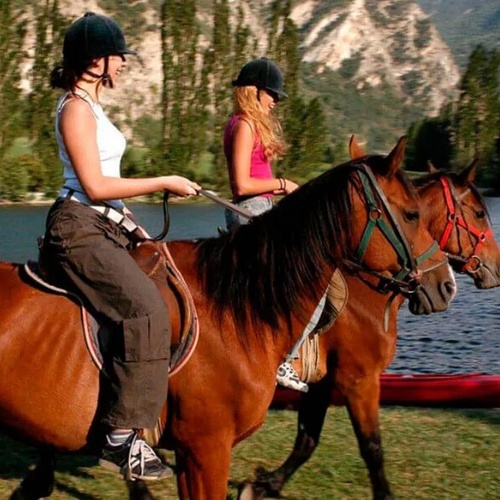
[454,45,500,181]
[300,97,328,176]
[267,0,329,178]
[0,0,26,160]
[159,0,208,179]
[405,115,453,171]
[233,4,251,71]
[210,0,234,190]
[26,0,67,197]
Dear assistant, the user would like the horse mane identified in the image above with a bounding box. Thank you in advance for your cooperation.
[196,160,363,337]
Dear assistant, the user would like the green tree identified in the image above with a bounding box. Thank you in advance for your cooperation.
[209,0,234,190]
[267,0,329,178]
[233,4,251,71]
[405,115,453,171]
[300,98,329,174]
[26,0,67,196]
[0,157,29,201]
[160,0,208,179]
[453,45,500,181]
[0,0,26,159]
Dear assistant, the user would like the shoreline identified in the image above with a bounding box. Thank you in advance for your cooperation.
[0,196,220,208]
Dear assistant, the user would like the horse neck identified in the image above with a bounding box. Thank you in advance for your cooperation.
[341,267,403,334]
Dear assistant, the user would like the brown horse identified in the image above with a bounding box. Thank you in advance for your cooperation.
[241,140,500,500]
[1,138,455,500]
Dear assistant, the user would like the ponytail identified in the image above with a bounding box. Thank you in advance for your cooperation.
[50,64,80,90]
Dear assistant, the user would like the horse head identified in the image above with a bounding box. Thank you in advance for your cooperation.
[415,160,500,289]
[348,135,456,314]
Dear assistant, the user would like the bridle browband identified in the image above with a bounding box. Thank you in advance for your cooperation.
[437,176,492,274]
[343,163,442,295]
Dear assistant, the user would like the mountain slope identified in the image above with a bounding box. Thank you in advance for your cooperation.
[291,0,460,116]
[417,0,500,66]
[19,0,462,150]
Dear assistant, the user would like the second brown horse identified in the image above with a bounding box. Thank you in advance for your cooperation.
[242,139,500,500]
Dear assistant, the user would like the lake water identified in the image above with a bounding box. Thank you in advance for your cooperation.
[1,199,500,375]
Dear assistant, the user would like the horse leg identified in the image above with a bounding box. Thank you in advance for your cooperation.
[127,479,157,500]
[345,377,393,500]
[176,441,232,500]
[10,448,55,500]
[173,451,190,500]
[240,381,332,499]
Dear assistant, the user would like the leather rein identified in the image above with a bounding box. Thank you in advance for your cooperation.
[152,167,443,296]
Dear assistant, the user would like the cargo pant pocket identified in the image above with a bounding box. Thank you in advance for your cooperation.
[122,312,171,362]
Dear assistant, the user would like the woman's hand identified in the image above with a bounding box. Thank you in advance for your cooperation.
[274,178,299,195]
[283,179,299,194]
[163,176,201,197]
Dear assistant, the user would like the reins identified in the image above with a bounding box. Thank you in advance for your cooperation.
[151,189,253,241]
[152,192,171,241]
[154,167,442,297]
[198,189,253,219]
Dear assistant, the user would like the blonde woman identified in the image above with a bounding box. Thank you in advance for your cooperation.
[224,57,299,229]
[224,57,307,392]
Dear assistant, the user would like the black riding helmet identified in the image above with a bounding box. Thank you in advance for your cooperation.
[232,57,288,99]
[63,12,136,81]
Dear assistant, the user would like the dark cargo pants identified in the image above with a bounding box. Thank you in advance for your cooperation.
[43,198,170,429]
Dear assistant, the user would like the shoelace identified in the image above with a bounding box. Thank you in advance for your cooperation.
[128,434,160,474]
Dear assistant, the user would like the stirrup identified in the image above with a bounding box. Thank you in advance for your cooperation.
[276,362,309,393]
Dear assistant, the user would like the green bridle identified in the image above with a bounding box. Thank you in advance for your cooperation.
[347,163,442,295]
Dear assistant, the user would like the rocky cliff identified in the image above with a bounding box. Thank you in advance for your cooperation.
[24,0,461,127]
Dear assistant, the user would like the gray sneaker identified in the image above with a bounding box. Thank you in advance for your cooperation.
[99,432,173,481]
[276,362,309,393]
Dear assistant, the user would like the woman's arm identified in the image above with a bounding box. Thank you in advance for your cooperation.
[229,119,298,197]
[60,99,199,201]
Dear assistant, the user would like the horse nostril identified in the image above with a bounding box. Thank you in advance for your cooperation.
[442,280,455,298]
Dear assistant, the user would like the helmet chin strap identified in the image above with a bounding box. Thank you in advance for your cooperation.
[84,56,114,88]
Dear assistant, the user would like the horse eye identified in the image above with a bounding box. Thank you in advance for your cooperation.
[475,210,486,220]
[404,210,419,222]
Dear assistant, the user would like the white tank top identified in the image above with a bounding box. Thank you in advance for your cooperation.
[55,91,126,210]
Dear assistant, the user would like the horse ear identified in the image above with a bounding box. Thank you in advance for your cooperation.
[427,160,438,173]
[349,135,366,160]
[384,136,408,177]
[458,158,478,184]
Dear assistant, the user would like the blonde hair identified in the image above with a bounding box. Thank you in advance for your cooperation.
[233,86,287,160]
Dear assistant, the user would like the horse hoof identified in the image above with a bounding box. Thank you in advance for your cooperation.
[254,467,284,497]
[9,486,43,500]
[9,487,22,500]
[237,481,257,500]
[127,479,157,500]
[237,481,269,500]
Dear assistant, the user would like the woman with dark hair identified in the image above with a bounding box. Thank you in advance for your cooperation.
[44,12,200,481]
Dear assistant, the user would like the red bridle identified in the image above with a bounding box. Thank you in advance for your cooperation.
[438,176,493,273]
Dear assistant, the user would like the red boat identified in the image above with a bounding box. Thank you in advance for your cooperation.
[272,373,500,409]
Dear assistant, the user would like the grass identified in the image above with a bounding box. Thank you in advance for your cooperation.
[0,407,499,499]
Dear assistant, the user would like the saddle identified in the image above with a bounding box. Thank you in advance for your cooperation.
[296,268,348,383]
[25,240,199,376]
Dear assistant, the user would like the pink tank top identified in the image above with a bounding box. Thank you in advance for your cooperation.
[224,114,274,199]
